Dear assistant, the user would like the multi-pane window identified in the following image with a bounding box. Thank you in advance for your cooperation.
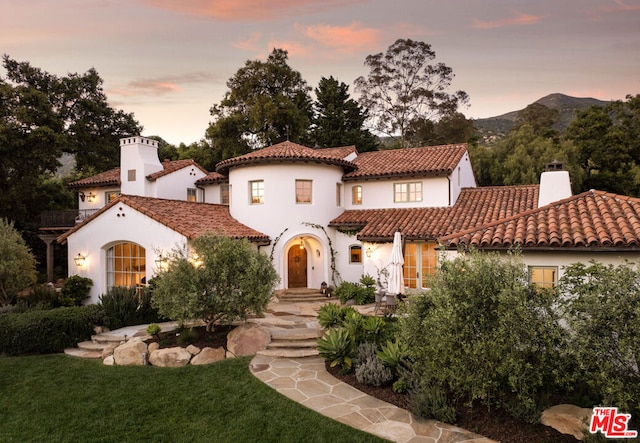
[296,180,312,204]
[336,183,342,207]
[394,182,422,203]
[403,242,438,289]
[250,180,264,204]
[349,245,362,263]
[105,191,120,204]
[220,184,229,205]
[106,242,146,289]
[352,185,362,205]
[187,188,197,202]
[529,266,557,289]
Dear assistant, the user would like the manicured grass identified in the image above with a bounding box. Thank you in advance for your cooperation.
[0,355,385,443]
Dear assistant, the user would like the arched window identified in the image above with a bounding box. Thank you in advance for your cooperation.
[106,242,146,289]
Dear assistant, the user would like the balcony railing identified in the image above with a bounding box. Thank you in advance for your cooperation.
[40,209,100,228]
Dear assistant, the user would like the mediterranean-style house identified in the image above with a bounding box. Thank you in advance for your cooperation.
[56,136,640,303]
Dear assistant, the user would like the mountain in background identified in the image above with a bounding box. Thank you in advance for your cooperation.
[473,93,610,144]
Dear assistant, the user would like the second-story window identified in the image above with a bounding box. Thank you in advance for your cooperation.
[352,185,362,205]
[296,180,312,204]
[105,191,120,204]
[250,180,264,204]
[187,188,197,202]
[336,183,342,207]
[220,184,229,205]
[394,182,422,203]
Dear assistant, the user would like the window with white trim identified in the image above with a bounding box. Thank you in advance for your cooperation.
[352,185,362,205]
[394,182,422,203]
[220,184,229,205]
[349,245,362,263]
[250,180,264,204]
[529,266,557,289]
[106,242,146,289]
[295,180,312,204]
[187,188,197,202]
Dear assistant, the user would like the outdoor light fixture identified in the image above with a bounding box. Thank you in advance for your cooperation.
[79,192,86,202]
[154,254,168,270]
[299,239,304,249]
[86,192,96,203]
[74,253,86,268]
[366,247,372,258]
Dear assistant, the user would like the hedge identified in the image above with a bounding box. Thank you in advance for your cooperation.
[0,305,104,356]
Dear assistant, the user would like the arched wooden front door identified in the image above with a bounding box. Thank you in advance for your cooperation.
[287,246,307,288]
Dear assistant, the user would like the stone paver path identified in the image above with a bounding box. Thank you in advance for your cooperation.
[248,298,496,443]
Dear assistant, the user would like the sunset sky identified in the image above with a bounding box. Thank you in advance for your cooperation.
[2,0,639,145]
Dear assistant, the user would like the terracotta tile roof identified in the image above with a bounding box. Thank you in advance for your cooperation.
[317,145,358,159]
[215,141,357,174]
[57,195,269,243]
[147,159,208,181]
[195,171,228,185]
[329,185,539,241]
[67,168,120,188]
[342,144,468,182]
[440,190,640,250]
[67,159,208,188]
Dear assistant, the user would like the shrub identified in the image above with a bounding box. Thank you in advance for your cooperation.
[59,276,93,307]
[334,276,375,305]
[146,323,161,336]
[14,284,59,311]
[0,218,37,306]
[376,339,406,375]
[400,249,565,422]
[353,342,395,388]
[559,261,640,419]
[410,382,457,423]
[99,286,139,330]
[152,235,279,330]
[317,327,355,372]
[0,305,104,355]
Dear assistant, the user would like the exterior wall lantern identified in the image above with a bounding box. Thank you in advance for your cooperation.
[154,254,168,271]
[321,281,327,294]
[366,247,372,258]
[74,253,86,268]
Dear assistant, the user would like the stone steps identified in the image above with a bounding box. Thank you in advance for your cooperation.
[257,326,322,358]
[276,288,333,303]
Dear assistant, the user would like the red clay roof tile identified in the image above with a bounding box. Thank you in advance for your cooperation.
[440,190,640,249]
[57,195,269,243]
[147,159,208,181]
[342,144,468,181]
[67,168,120,188]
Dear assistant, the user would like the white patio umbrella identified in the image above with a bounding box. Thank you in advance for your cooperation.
[386,230,404,296]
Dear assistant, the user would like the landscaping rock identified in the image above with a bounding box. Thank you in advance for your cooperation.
[149,347,192,367]
[113,340,148,366]
[148,342,160,352]
[101,343,118,360]
[227,323,271,357]
[186,344,201,355]
[103,355,114,366]
[191,347,225,365]
[541,404,592,440]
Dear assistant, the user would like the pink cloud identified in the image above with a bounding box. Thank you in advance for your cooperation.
[142,0,367,21]
[472,11,543,29]
[302,22,380,53]
[265,39,310,58]
[109,73,217,97]
[233,32,263,51]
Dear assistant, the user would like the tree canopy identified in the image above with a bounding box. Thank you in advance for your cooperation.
[355,39,469,148]
[311,76,378,151]
[206,49,313,160]
[0,218,37,306]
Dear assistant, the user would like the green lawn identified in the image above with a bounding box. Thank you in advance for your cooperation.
[0,355,386,443]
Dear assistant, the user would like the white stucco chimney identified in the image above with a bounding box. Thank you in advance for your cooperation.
[538,161,572,207]
[119,136,163,196]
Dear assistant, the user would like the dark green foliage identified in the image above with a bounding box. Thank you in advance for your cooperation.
[317,327,354,371]
[14,284,59,311]
[559,261,640,419]
[334,275,375,305]
[99,286,162,330]
[317,303,344,329]
[376,339,406,375]
[400,250,565,422]
[0,218,38,306]
[59,275,93,306]
[354,342,393,387]
[312,76,379,151]
[409,382,457,423]
[0,305,103,355]
[146,323,161,337]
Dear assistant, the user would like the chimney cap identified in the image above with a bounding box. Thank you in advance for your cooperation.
[545,160,563,171]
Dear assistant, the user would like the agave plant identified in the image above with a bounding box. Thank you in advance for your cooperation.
[317,303,343,329]
[317,327,355,372]
[376,339,406,375]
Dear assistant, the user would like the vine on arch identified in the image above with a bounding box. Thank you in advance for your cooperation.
[302,222,341,286]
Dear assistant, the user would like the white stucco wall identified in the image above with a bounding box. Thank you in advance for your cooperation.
[153,167,207,201]
[77,186,121,213]
[119,137,163,196]
[343,176,452,210]
[448,151,477,205]
[201,183,228,205]
[65,202,188,303]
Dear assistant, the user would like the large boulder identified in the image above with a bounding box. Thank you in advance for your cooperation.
[149,347,192,367]
[541,404,593,440]
[113,340,148,366]
[226,324,270,357]
[191,347,226,365]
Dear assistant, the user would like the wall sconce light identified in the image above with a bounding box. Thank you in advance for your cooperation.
[190,253,203,269]
[366,247,372,258]
[299,239,304,250]
[79,192,85,202]
[86,192,96,203]
[73,253,86,267]
[154,254,168,270]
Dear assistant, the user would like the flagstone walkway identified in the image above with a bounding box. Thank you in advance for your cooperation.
[248,298,496,443]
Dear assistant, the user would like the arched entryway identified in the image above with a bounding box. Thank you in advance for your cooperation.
[287,245,307,288]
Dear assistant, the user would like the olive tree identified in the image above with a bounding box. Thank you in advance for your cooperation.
[0,218,37,306]
[151,234,279,330]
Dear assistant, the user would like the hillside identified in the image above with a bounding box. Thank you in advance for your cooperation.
[473,93,609,144]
